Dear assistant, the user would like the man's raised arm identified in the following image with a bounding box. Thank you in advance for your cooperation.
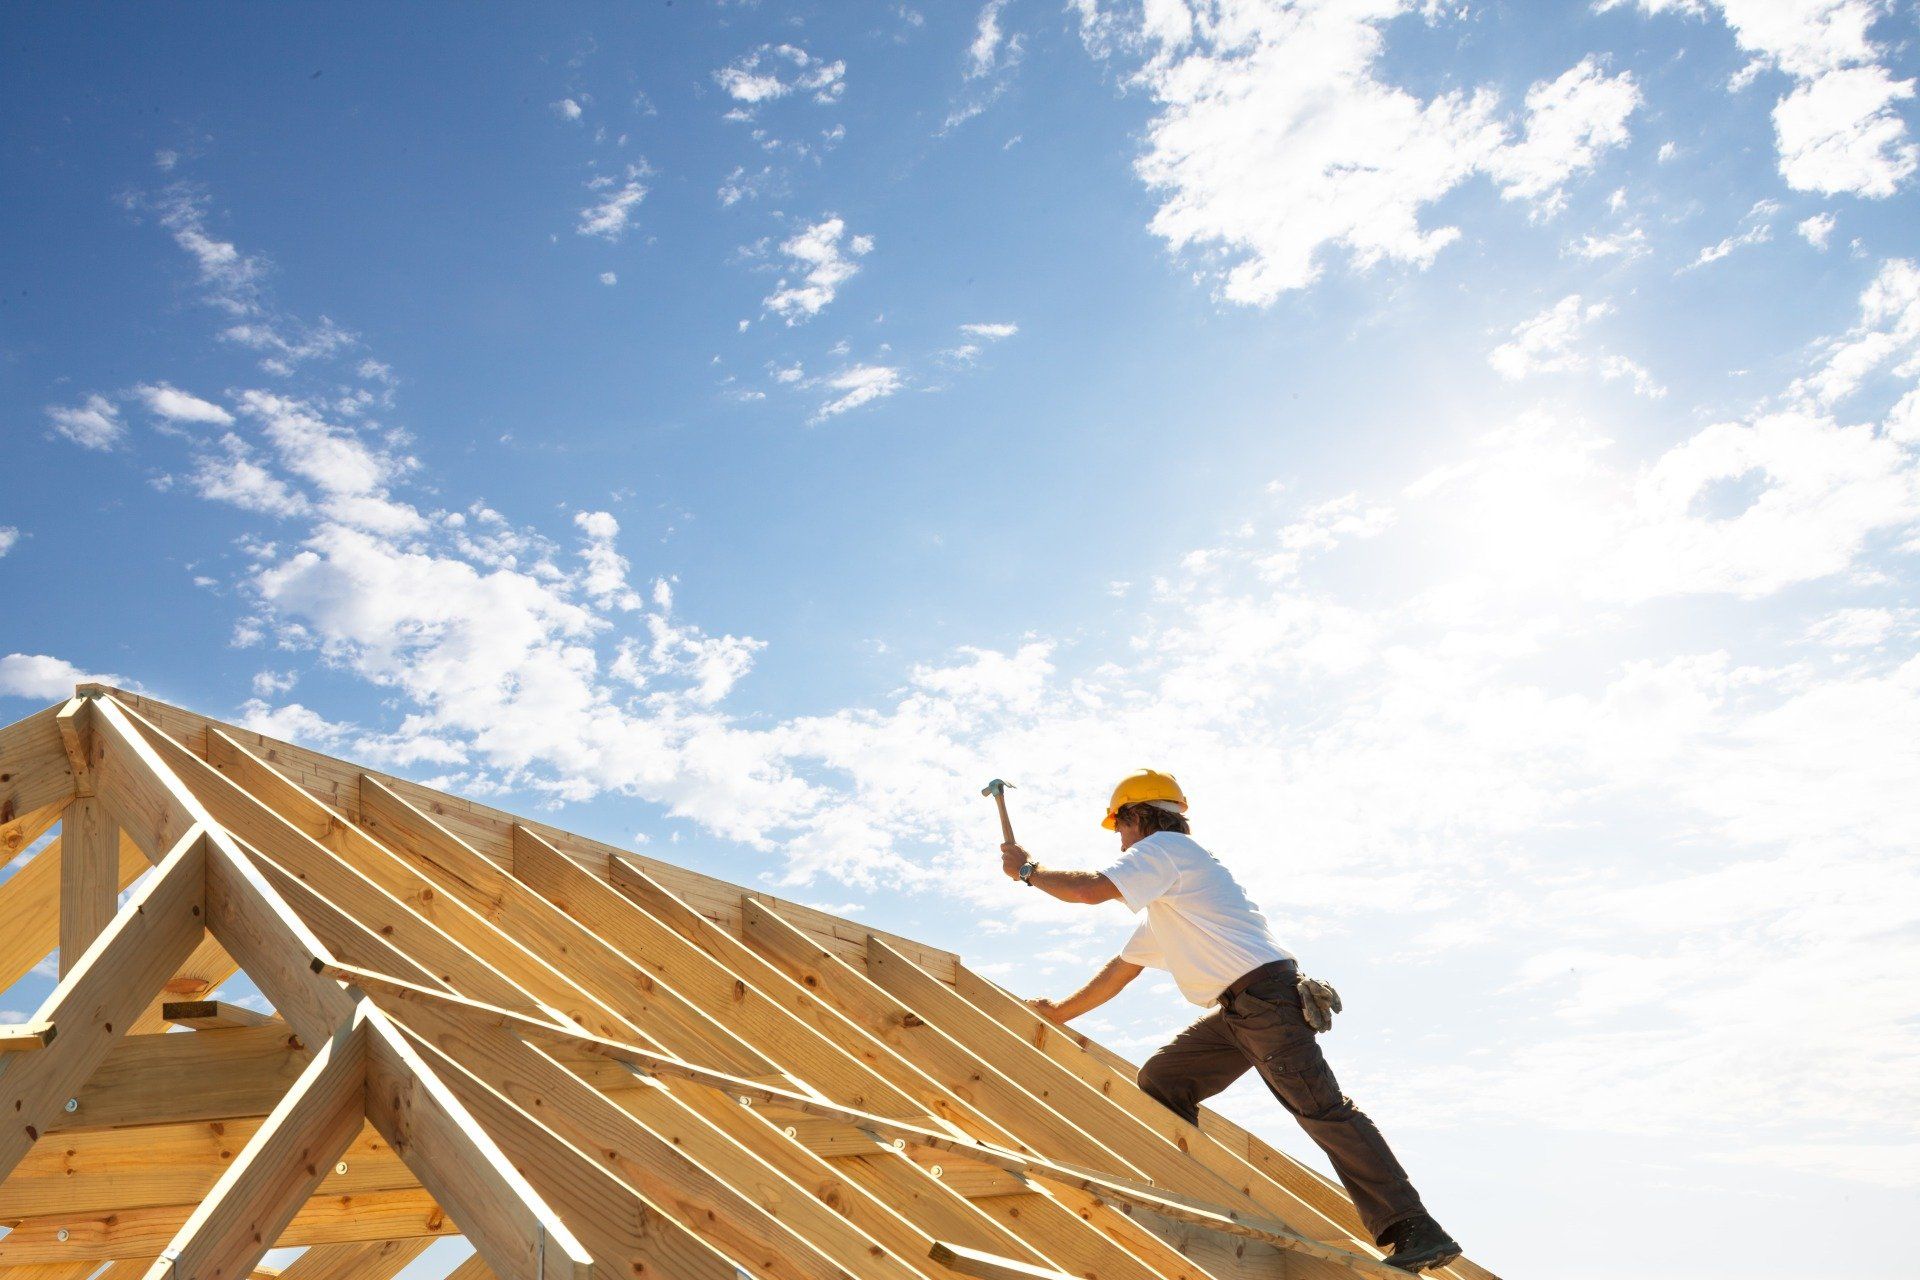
[1001,841,1124,904]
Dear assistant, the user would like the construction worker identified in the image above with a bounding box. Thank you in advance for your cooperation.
[1000,769,1462,1274]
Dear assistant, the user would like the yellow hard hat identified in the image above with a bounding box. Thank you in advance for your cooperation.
[1103,769,1188,830]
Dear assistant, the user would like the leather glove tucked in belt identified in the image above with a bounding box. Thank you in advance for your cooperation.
[1298,976,1342,1032]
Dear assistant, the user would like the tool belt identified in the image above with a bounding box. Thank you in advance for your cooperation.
[1216,959,1298,1004]
[1218,959,1342,1032]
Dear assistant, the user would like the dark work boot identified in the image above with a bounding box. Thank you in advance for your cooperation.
[1382,1214,1462,1272]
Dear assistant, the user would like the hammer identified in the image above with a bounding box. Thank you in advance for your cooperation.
[981,778,1017,847]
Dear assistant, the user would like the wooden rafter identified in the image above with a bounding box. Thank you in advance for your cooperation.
[0,688,1500,1280]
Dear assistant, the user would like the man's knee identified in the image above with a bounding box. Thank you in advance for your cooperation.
[1136,1057,1201,1125]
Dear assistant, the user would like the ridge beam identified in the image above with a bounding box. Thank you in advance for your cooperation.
[145,1009,371,1280]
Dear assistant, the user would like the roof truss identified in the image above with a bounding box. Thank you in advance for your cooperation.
[0,687,1499,1280]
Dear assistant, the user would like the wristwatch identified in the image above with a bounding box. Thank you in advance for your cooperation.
[1018,860,1038,885]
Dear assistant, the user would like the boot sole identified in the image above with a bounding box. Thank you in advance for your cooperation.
[1385,1246,1463,1273]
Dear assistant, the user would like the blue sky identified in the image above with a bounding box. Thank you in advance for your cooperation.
[4,3,1920,1277]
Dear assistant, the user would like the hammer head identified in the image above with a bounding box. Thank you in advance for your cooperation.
[980,778,1015,799]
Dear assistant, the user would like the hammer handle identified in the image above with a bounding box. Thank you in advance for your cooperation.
[991,793,1017,847]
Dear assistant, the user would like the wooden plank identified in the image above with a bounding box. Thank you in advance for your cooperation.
[318,963,1400,1277]
[126,685,955,976]
[0,702,77,862]
[373,939,936,1280]
[271,1240,431,1280]
[1,800,69,870]
[55,698,92,797]
[162,1000,277,1030]
[869,939,1347,1240]
[0,830,151,992]
[0,1118,414,1217]
[363,1012,594,1280]
[51,1022,308,1133]
[512,825,934,1121]
[59,796,121,976]
[606,859,1005,1142]
[355,777,775,1075]
[132,933,243,1034]
[741,899,1146,1180]
[389,1022,743,1280]
[0,825,207,1183]
[0,1188,459,1264]
[439,1253,498,1280]
[0,1022,56,1052]
[927,1242,1072,1280]
[145,1011,370,1280]
[193,809,593,1280]
[109,703,534,1020]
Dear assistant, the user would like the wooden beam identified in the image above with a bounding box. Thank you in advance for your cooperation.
[0,703,77,865]
[271,1240,431,1280]
[93,699,596,1280]
[1,799,69,871]
[51,1022,307,1133]
[0,1118,415,1218]
[0,1022,56,1053]
[55,698,93,798]
[0,825,207,1183]
[318,962,1404,1277]
[390,1021,744,1280]
[59,796,120,977]
[0,829,151,992]
[132,933,243,1034]
[927,1243,1073,1280]
[439,1254,498,1280]
[0,1188,459,1264]
[513,826,937,1123]
[162,1000,277,1030]
[740,898,1146,1179]
[146,1010,371,1280]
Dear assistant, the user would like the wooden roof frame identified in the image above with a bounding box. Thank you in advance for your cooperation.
[0,687,1498,1280]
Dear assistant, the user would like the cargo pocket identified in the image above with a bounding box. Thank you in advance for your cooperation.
[1253,1036,1347,1121]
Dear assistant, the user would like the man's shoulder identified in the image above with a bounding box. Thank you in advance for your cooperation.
[1136,830,1210,862]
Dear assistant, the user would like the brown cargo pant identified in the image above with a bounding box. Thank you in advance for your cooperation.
[1135,965,1427,1244]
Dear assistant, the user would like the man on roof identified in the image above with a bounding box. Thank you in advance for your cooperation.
[1000,769,1462,1274]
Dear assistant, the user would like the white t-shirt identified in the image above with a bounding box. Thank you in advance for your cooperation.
[1105,831,1293,1006]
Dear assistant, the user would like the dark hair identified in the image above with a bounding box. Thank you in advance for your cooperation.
[1116,801,1190,836]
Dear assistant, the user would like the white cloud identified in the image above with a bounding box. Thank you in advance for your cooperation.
[1489,295,1666,397]
[252,669,299,696]
[134,382,234,425]
[1608,0,1917,196]
[47,394,126,450]
[574,511,643,611]
[1127,1,1509,303]
[961,322,1020,339]
[1789,257,1920,406]
[552,97,584,121]
[1773,64,1918,197]
[763,217,873,322]
[1797,211,1838,249]
[715,44,846,107]
[0,654,122,701]
[0,527,17,558]
[190,434,312,518]
[577,171,648,241]
[1681,202,1778,271]
[600,271,618,286]
[151,185,267,315]
[1566,227,1649,260]
[1487,58,1642,217]
[967,0,1022,79]
[812,365,903,421]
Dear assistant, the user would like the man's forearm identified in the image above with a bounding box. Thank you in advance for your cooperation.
[1052,957,1143,1021]
[1028,865,1121,905]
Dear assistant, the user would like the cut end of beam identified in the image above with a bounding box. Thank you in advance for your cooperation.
[928,1241,1077,1280]
[0,1020,57,1052]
